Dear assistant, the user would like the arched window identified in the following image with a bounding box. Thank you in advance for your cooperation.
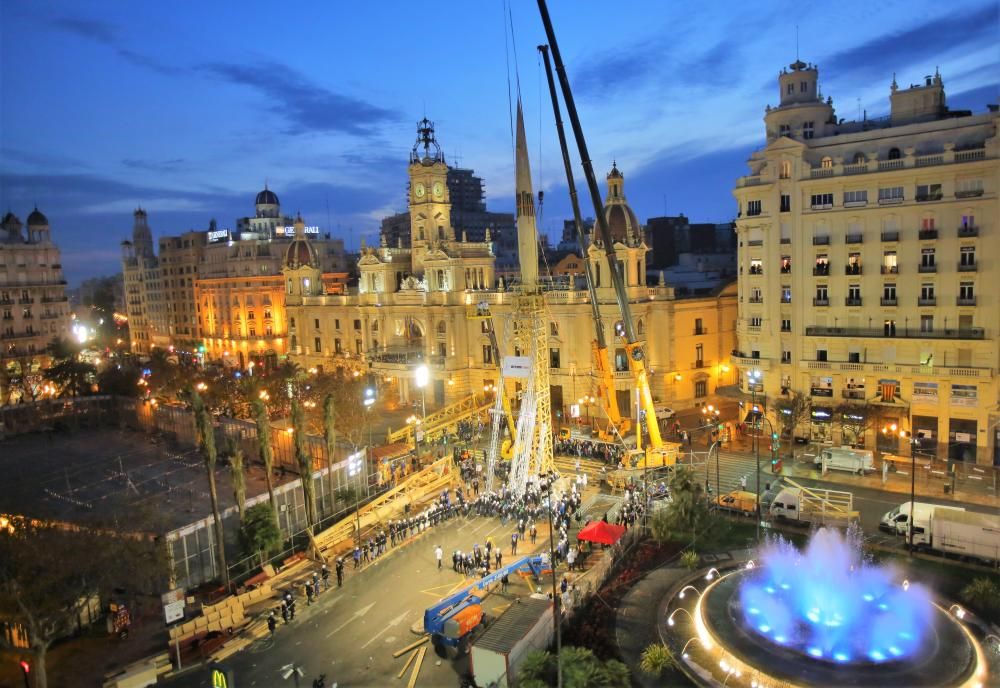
[853,152,866,164]
[780,160,792,179]
[637,319,645,336]
[372,320,379,332]
[821,156,833,169]
[888,147,901,160]
[436,321,446,335]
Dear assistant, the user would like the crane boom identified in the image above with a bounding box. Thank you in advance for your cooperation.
[536,2,664,454]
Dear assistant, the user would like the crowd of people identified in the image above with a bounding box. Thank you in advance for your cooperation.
[553,437,626,464]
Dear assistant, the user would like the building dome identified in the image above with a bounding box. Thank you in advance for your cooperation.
[607,161,623,180]
[599,163,641,245]
[283,214,319,269]
[27,207,48,226]
[2,211,20,226]
[255,186,280,206]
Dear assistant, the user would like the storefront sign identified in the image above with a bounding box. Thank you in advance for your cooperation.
[280,225,320,235]
[207,229,230,243]
[502,356,531,378]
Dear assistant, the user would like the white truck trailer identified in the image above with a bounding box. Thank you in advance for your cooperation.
[879,501,965,536]
[470,597,553,688]
[912,508,1000,565]
[814,447,875,475]
[769,478,858,527]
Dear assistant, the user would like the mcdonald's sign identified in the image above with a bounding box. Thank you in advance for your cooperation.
[209,665,234,688]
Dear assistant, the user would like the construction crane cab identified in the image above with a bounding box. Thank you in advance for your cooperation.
[423,555,548,657]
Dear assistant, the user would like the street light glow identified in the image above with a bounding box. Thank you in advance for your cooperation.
[414,364,429,389]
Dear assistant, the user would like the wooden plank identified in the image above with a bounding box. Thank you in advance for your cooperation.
[396,647,418,679]
[407,645,427,688]
[392,634,429,658]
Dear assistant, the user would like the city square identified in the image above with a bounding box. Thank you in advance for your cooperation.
[1,1,998,687]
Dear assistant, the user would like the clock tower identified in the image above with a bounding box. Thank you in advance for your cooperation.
[408,118,453,273]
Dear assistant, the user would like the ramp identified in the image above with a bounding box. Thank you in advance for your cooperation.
[386,393,492,447]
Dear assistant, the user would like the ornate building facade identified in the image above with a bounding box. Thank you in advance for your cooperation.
[285,120,737,415]
[733,60,999,463]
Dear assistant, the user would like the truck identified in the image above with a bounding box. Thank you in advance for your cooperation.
[879,501,965,536]
[912,509,1000,565]
[470,597,553,688]
[769,479,858,526]
[814,447,875,475]
[423,555,547,656]
[715,490,758,516]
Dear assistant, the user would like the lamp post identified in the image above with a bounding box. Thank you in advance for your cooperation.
[414,364,429,459]
[348,450,365,547]
[544,473,563,688]
[882,424,915,553]
[746,370,762,540]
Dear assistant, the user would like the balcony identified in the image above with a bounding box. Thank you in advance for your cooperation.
[881,231,899,242]
[731,352,771,370]
[918,264,937,273]
[805,325,984,340]
[367,346,439,368]
[917,297,936,306]
[955,189,984,199]
[918,229,938,240]
[780,237,791,245]
[880,265,898,275]
[812,265,830,276]
[747,267,763,275]
[812,236,830,246]
[880,297,898,306]
[692,360,705,369]
[812,298,829,306]
[845,234,864,244]
[18,297,33,304]
[916,192,943,202]
[842,389,866,400]
[845,297,863,306]
[693,327,706,336]
[957,225,979,237]
[844,264,862,275]
[780,296,792,304]
[878,196,904,204]
[957,296,976,306]
[747,239,763,247]
[748,297,764,304]
[957,262,977,272]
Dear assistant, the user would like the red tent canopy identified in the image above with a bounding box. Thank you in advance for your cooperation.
[576,520,626,545]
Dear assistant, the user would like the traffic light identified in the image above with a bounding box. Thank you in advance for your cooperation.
[19,660,29,688]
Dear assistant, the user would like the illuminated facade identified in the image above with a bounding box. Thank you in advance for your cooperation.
[285,120,737,414]
[733,60,999,463]
[1,208,72,400]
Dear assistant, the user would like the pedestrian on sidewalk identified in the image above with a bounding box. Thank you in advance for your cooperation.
[305,582,314,605]
[529,523,537,545]
[312,572,321,597]
[435,545,443,570]
[281,604,290,625]
[321,564,330,590]
[510,532,519,556]
[336,558,344,587]
[495,549,502,568]
[353,546,361,569]
[268,610,277,636]
[501,573,510,593]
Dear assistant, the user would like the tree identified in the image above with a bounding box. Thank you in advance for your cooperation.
[253,398,278,518]
[240,503,282,558]
[639,643,678,677]
[291,399,316,533]
[323,394,337,519]
[44,337,95,398]
[960,578,1000,619]
[651,465,711,544]
[518,646,630,688]
[227,439,247,523]
[0,516,168,688]
[771,391,810,455]
[835,401,876,448]
[191,390,229,587]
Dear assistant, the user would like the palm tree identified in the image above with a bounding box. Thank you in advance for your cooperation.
[291,399,316,533]
[323,394,337,518]
[252,398,278,517]
[191,390,229,587]
[228,439,247,523]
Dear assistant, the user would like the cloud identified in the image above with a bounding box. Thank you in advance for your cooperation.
[948,83,999,112]
[199,61,400,138]
[51,15,181,75]
[121,158,189,173]
[821,4,999,82]
[0,147,90,171]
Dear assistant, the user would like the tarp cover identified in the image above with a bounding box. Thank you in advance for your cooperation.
[576,520,626,545]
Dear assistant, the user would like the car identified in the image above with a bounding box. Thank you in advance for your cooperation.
[654,405,675,421]
[715,490,758,516]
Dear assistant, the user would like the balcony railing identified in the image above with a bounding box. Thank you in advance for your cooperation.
[958,262,977,272]
[957,296,976,306]
[916,193,943,202]
[918,229,938,240]
[812,266,830,276]
[880,265,898,274]
[812,236,830,245]
[880,297,898,306]
[845,234,864,244]
[845,265,862,275]
[881,231,899,242]
[813,298,829,306]
[805,325,984,340]
[748,297,764,304]
[957,225,979,237]
[845,297,862,306]
[918,264,937,273]
[693,360,705,369]
[747,239,763,247]
[842,389,866,400]
[917,297,936,306]
[955,189,984,198]
[694,327,706,336]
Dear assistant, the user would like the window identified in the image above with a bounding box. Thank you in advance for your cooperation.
[921,248,935,268]
[354,319,361,330]
[920,315,934,333]
[780,256,791,273]
[848,285,861,301]
[355,339,362,355]
[264,309,272,320]
[951,383,977,406]
[747,200,762,216]
[695,380,708,398]
[920,283,935,299]
[695,344,704,365]
[314,318,320,329]
[803,121,814,139]
[334,319,341,330]
[781,286,791,303]
[549,322,558,336]
[956,179,984,197]
[820,156,833,169]
[800,80,808,93]
[883,284,896,300]
[844,190,868,206]
[810,193,834,209]
[483,345,493,365]
[878,186,904,204]
[749,316,763,327]
[780,194,791,212]
[960,246,976,267]
[781,319,791,332]
[888,147,901,160]
[882,251,897,273]
[884,319,897,336]
[314,337,322,353]
[334,338,342,353]
[816,349,828,362]
[549,348,561,369]
[959,282,974,300]
[694,318,704,335]
[787,83,794,95]
[847,252,861,274]
[921,216,935,230]
[779,123,791,137]
[750,287,763,302]
[814,255,829,274]
[749,259,763,275]
[782,350,792,363]
[961,214,976,229]
[779,161,792,179]
[916,184,942,202]
[290,317,296,328]
[265,324,273,336]
[815,285,828,302]
[913,382,938,400]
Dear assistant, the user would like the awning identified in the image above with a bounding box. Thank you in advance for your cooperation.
[576,520,626,545]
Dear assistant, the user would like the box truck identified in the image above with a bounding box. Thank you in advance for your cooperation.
[814,447,875,475]
[769,480,857,527]
[470,597,553,688]
[879,501,965,536]
[911,508,1000,565]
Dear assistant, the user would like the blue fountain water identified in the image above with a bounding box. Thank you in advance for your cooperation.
[739,527,935,664]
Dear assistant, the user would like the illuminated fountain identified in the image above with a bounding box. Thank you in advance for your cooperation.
[670,527,991,687]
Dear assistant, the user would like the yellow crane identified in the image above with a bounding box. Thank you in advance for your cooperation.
[467,302,515,460]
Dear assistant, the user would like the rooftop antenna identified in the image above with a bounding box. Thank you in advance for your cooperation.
[325,197,332,236]
[795,24,799,61]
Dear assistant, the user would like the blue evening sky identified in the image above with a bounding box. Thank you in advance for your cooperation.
[1,0,996,285]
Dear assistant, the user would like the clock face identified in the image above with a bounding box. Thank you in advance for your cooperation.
[432,181,444,198]
[414,183,425,198]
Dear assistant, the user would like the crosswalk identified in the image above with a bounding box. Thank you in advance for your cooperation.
[686,450,778,496]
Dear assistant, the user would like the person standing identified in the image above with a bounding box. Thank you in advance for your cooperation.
[495,549,502,569]
[267,610,278,636]
[335,558,344,587]
[321,564,330,590]
[435,545,443,570]
[510,532,518,556]
[529,523,537,545]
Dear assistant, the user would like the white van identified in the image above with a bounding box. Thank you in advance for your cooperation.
[654,405,675,421]
[879,501,965,535]
[814,447,875,475]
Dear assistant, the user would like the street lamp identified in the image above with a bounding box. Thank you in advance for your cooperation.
[882,424,915,553]
[746,370,763,541]
[347,450,365,547]
[414,364,429,458]
[577,395,595,428]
